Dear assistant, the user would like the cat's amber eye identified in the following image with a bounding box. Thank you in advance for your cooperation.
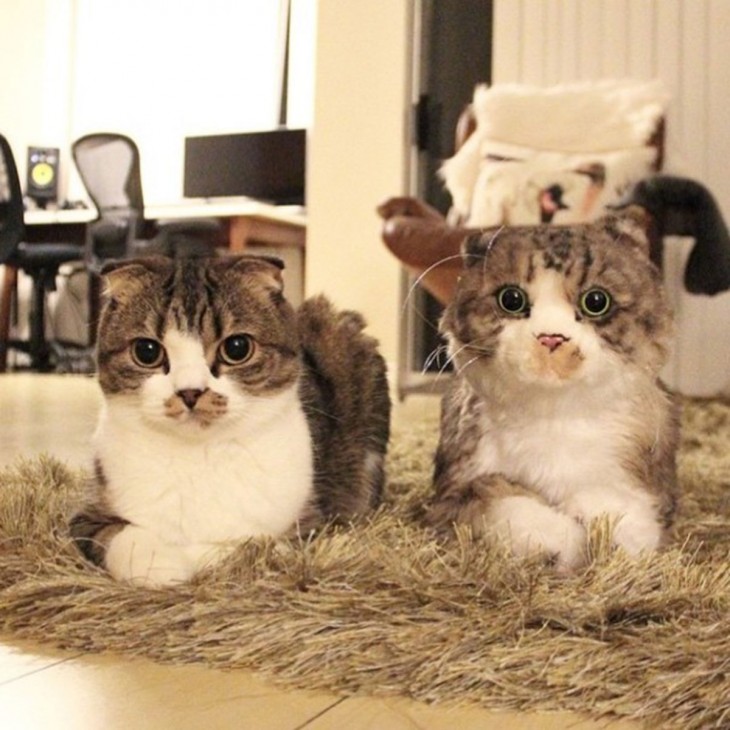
[579,288,612,318]
[496,286,529,315]
[131,338,165,368]
[218,334,255,365]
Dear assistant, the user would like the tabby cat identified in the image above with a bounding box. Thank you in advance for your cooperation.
[70,255,391,587]
[428,211,679,571]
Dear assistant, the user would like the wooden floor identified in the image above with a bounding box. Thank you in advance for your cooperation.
[0,374,642,730]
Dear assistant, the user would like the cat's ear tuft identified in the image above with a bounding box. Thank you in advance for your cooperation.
[462,229,502,267]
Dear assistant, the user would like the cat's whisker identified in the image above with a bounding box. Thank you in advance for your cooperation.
[429,339,493,383]
[435,342,480,380]
[454,354,482,375]
[300,404,343,423]
[480,226,504,280]
[422,345,449,375]
[400,253,468,340]
[487,225,504,249]
[445,340,492,364]
[436,358,455,380]
[401,253,466,316]
[406,303,443,339]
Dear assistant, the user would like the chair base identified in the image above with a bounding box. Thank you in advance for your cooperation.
[3,340,95,374]
[1,262,88,373]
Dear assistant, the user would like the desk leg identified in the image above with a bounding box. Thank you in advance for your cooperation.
[0,266,18,373]
[87,272,102,348]
[228,217,254,252]
[227,216,306,253]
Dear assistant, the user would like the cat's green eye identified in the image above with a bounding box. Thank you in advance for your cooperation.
[219,334,255,366]
[496,286,529,315]
[580,288,612,318]
[131,338,165,368]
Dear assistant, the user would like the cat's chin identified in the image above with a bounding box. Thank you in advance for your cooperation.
[466,360,593,396]
[165,411,219,429]
[137,410,228,439]
[516,367,589,389]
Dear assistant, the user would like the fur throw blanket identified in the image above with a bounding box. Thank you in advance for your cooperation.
[441,80,669,227]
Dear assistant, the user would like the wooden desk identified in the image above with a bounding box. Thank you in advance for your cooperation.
[147,199,306,252]
[23,199,306,253]
[24,208,95,246]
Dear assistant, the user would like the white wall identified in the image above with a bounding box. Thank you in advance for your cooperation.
[0,0,75,192]
[306,0,411,375]
[70,0,289,204]
[493,0,730,397]
[1,0,313,205]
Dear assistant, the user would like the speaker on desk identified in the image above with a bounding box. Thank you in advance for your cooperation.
[26,146,59,208]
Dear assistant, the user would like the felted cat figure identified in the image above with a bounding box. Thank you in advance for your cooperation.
[428,211,679,571]
[70,255,391,587]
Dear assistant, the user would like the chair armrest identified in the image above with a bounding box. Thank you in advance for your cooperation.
[377,196,476,304]
[376,196,446,223]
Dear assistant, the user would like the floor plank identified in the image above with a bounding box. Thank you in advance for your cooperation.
[0,644,340,730]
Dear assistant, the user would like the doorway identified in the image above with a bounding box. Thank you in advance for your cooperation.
[399,0,493,397]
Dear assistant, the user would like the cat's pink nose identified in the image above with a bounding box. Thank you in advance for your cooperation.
[537,333,568,352]
[178,388,205,410]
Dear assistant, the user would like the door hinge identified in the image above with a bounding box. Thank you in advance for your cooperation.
[413,94,430,151]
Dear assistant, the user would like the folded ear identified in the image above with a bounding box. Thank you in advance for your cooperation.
[101,256,173,300]
[601,206,653,258]
[462,227,505,267]
[215,254,286,293]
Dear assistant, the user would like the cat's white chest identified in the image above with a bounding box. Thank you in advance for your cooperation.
[472,387,628,505]
[466,383,664,561]
[95,387,314,544]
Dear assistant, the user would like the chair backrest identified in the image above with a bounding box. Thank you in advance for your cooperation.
[72,133,144,220]
[72,132,147,265]
[0,133,25,264]
[453,103,665,171]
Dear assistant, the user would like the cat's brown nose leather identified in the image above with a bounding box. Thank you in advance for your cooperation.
[178,389,206,410]
[537,333,568,352]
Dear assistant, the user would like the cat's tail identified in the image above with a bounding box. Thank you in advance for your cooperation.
[297,295,391,520]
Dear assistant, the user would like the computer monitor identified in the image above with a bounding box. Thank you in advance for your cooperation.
[183,128,305,205]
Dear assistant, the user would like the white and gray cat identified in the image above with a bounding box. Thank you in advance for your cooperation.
[428,211,679,570]
[70,255,391,587]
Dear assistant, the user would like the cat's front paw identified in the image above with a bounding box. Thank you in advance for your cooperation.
[565,492,663,558]
[487,496,587,572]
[105,525,195,588]
[612,511,663,557]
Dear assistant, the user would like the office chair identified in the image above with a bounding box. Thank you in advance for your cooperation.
[71,132,222,269]
[0,133,83,371]
[71,132,223,337]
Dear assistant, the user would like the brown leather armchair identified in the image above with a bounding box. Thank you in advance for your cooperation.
[377,195,469,305]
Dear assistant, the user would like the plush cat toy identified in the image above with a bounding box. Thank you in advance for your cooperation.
[428,211,679,571]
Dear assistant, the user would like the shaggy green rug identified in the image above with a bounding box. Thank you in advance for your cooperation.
[0,398,728,729]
